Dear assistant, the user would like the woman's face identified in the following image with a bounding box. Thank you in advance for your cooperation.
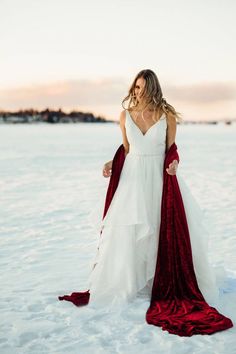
[134,77,146,103]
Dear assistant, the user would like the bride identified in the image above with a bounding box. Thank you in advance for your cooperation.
[59,69,233,336]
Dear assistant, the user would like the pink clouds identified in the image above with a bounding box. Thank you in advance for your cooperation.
[0,78,235,121]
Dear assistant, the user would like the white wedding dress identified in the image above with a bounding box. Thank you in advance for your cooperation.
[86,109,220,309]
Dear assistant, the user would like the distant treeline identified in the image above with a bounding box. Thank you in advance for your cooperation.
[0,108,234,125]
[0,108,113,124]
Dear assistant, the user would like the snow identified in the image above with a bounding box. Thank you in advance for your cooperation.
[0,122,236,354]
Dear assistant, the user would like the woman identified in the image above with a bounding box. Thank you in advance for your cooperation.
[88,70,179,303]
[59,69,233,336]
[103,75,178,177]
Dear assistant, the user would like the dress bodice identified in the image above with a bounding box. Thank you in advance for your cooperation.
[125,109,167,157]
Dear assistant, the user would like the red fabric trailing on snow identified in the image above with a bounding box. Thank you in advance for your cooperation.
[58,143,233,336]
[58,290,90,306]
[145,143,233,336]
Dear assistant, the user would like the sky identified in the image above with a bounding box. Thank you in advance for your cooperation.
[0,0,235,121]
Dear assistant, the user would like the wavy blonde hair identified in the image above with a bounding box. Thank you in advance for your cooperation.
[122,69,182,123]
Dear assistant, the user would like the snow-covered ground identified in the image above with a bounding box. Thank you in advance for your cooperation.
[0,122,236,354]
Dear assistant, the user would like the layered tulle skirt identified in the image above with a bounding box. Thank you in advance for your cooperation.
[87,152,220,308]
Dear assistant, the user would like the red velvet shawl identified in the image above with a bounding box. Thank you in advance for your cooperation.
[58,143,233,336]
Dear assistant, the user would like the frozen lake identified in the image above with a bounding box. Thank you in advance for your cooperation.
[0,122,236,353]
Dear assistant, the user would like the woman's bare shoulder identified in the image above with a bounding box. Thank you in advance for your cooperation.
[119,109,127,119]
[166,110,177,126]
[119,109,127,125]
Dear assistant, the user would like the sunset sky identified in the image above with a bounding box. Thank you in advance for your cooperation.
[0,0,235,121]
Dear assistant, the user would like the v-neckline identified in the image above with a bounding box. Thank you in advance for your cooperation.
[127,109,165,137]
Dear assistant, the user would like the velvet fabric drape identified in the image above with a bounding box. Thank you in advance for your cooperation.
[58,143,233,336]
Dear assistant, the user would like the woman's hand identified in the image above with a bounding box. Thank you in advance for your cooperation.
[166,159,178,175]
[102,160,113,178]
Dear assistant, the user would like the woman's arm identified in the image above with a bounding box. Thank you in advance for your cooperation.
[166,111,178,175]
[119,110,130,156]
[166,111,177,151]
[102,110,129,178]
